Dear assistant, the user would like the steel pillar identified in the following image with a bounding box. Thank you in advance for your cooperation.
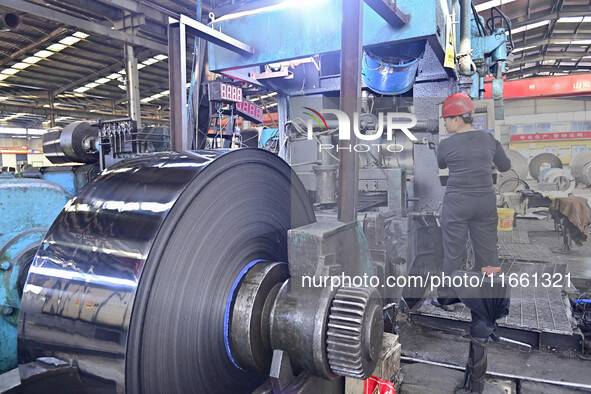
[168,22,188,151]
[337,0,363,223]
[125,45,142,129]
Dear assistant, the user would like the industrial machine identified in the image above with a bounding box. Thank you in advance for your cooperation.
[5,0,513,392]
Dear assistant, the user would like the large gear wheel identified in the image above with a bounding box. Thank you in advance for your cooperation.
[326,286,384,379]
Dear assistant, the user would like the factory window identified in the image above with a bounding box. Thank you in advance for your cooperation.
[552,122,571,133]
[511,125,519,135]
[572,145,587,157]
[573,121,591,132]
[540,123,551,133]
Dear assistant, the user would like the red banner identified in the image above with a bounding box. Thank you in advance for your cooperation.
[510,131,591,142]
[484,74,591,100]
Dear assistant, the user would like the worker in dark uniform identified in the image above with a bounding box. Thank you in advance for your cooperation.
[435,93,512,306]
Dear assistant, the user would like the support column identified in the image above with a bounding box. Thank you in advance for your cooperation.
[168,22,188,151]
[337,0,363,223]
[125,45,141,129]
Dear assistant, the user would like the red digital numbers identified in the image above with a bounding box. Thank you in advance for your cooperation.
[219,83,242,102]
[235,99,263,123]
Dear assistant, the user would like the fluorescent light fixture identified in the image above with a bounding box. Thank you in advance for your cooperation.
[84,82,99,88]
[474,0,517,13]
[34,50,54,58]
[151,93,163,99]
[142,58,159,65]
[264,103,278,108]
[136,64,146,69]
[1,68,19,75]
[512,45,536,53]
[0,96,7,101]
[23,56,42,64]
[161,90,170,95]
[106,73,121,79]
[140,97,154,103]
[557,16,583,23]
[59,36,81,46]
[118,69,126,74]
[46,43,67,52]
[73,31,89,39]
[512,20,549,34]
[11,62,30,70]
[95,78,110,84]
[0,74,10,81]
[154,54,168,61]
[73,87,90,93]
[572,39,591,45]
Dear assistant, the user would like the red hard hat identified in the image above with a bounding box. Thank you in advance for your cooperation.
[441,93,475,118]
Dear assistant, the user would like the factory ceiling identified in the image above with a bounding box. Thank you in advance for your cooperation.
[0,0,589,129]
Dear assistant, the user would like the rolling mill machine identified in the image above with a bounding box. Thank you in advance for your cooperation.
[2,0,510,392]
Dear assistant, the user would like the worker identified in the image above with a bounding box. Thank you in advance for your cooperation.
[435,92,511,308]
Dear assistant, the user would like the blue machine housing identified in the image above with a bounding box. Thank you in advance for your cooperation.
[0,178,70,373]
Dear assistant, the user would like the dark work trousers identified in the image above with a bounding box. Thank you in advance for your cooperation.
[440,189,499,297]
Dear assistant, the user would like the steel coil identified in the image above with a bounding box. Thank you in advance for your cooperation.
[528,152,562,180]
[19,149,315,393]
[505,150,528,179]
[569,150,591,184]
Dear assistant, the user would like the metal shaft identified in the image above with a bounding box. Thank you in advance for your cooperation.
[459,0,472,75]
[337,0,363,223]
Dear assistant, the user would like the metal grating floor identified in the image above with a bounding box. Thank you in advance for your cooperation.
[498,242,554,263]
[497,229,530,244]
[415,261,573,336]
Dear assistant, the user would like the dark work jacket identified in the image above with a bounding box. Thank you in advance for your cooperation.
[437,130,511,192]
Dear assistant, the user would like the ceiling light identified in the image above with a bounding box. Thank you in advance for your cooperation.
[0,75,10,81]
[118,69,126,74]
[142,58,158,65]
[572,39,591,45]
[11,63,30,70]
[151,93,163,99]
[73,87,90,93]
[34,50,54,58]
[161,90,170,95]
[140,97,155,103]
[474,0,517,13]
[137,64,146,69]
[107,73,121,79]
[73,31,89,39]
[557,16,583,23]
[512,20,549,34]
[154,54,168,61]
[59,36,81,46]
[1,68,19,75]
[84,82,99,88]
[46,43,67,52]
[512,45,536,53]
[95,78,110,84]
[23,56,42,64]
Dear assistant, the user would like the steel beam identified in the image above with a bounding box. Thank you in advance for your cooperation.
[179,15,254,56]
[0,102,164,122]
[337,0,362,223]
[168,22,188,150]
[364,0,408,26]
[0,27,67,68]
[125,46,142,128]
[53,62,124,96]
[0,0,168,53]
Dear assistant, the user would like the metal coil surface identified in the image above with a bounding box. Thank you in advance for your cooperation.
[18,149,315,393]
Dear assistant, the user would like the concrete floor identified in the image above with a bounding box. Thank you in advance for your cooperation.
[399,213,591,393]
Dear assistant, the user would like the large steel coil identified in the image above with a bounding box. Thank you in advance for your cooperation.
[505,150,528,179]
[569,150,591,184]
[18,149,315,393]
[528,152,562,180]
